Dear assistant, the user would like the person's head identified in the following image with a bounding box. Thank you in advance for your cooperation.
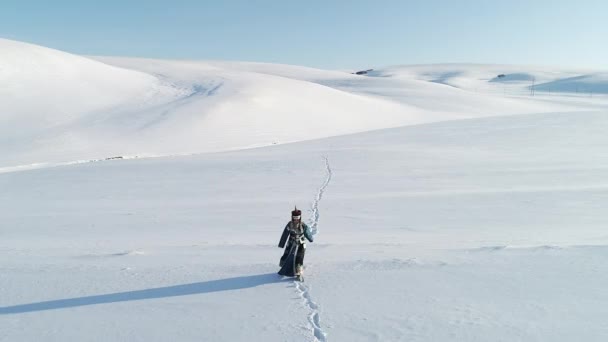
[291,207,302,223]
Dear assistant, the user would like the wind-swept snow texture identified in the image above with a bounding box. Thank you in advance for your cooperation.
[2,39,608,341]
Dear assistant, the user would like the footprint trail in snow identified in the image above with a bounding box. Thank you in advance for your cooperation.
[309,155,332,236]
[295,155,332,341]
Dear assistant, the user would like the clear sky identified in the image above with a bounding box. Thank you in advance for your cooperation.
[1,0,606,69]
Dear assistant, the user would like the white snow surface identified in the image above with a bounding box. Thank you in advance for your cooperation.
[2,38,608,341]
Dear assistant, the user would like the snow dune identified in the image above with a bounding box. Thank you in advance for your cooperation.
[0,38,185,132]
[372,64,608,97]
[0,38,422,167]
[2,38,607,169]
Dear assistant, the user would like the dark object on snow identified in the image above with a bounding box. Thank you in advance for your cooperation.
[278,207,314,277]
[497,74,506,78]
[353,69,374,75]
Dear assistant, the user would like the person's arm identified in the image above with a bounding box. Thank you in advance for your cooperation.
[303,223,314,242]
[278,222,290,248]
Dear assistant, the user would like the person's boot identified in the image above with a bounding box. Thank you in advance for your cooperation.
[295,265,304,281]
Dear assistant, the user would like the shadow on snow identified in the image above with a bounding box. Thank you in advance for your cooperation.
[1,273,287,315]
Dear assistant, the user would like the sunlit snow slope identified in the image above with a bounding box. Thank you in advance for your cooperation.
[3,38,607,169]
[2,38,608,342]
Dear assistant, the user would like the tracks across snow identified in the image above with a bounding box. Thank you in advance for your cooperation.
[294,155,332,341]
[295,281,326,342]
[309,155,332,236]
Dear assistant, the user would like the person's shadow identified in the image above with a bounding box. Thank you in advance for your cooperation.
[1,273,287,315]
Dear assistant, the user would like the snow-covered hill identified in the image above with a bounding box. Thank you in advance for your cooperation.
[2,38,608,341]
[3,38,608,169]
[535,73,608,94]
[0,38,186,132]
[1,39,420,167]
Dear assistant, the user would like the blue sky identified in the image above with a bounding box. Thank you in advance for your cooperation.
[1,0,606,69]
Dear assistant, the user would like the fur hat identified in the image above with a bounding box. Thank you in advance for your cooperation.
[291,206,301,218]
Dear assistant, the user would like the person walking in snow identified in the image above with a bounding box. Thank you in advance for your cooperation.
[278,207,313,279]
